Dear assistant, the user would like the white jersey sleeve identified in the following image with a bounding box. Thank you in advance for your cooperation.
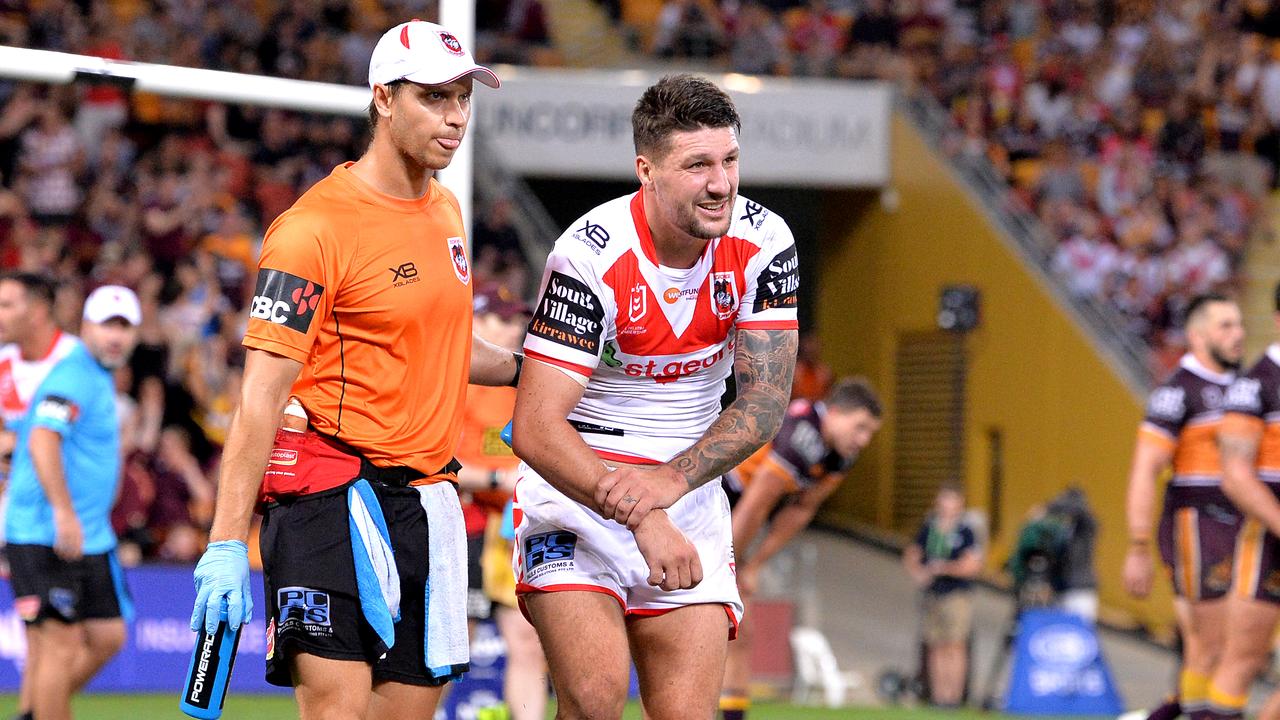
[524,243,615,379]
[736,207,799,330]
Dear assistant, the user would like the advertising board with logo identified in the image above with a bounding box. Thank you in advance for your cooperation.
[1004,609,1124,715]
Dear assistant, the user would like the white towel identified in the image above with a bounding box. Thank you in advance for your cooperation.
[416,481,470,681]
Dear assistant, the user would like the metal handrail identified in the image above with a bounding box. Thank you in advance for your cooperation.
[902,92,1154,392]
[474,142,561,299]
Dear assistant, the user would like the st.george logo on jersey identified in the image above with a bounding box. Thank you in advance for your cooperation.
[448,236,470,285]
[711,272,738,320]
[629,283,647,322]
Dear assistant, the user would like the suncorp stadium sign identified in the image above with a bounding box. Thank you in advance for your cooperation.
[475,68,891,188]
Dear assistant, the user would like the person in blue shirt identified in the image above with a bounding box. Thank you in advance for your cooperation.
[5,285,141,720]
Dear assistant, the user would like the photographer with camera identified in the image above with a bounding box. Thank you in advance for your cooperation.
[1009,487,1099,621]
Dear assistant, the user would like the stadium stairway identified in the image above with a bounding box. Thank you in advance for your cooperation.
[543,0,638,68]
[1242,191,1280,360]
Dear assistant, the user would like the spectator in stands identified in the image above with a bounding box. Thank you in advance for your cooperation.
[903,484,983,708]
[486,0,553,65]
[785,0,846,77]
[474,195,524,275]
[17,101,82,227]
[841,0,904,81]
[73,17,129,158]
[1157,93,1206,172]
[652,0,726,59]
[1053,227,1118,300]
[728,2,789,76]
[1034,140,1087,207]
[147,426,214,562]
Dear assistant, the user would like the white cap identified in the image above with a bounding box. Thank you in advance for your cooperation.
[368,20,500,90]
[83,285,141,326]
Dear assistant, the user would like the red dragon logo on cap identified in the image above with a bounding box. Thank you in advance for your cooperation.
[439,31,464,56]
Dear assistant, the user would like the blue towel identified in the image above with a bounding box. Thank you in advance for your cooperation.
[347,480,401,655]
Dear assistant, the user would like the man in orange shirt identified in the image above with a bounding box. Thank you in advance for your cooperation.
[454,286,549,720]
[188,21,518,720]
[457,287,528,633]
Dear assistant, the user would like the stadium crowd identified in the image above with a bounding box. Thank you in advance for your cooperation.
[0,0,540,565]
[632,0,1278,374]
[1,0,1272,556]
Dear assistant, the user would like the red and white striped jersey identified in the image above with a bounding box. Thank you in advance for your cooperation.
[0,331,79,426]
[524,192,799,464]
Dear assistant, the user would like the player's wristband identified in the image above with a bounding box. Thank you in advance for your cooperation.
[507,353,524,388]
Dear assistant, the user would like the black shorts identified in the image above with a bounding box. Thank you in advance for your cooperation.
[466,532,491,621]
[261,480,450,687]
[7,544,132,624]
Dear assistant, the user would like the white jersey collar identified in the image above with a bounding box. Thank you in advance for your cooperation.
[1180,353,1234,384]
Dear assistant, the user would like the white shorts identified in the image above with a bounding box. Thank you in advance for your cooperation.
[512,462,742,638]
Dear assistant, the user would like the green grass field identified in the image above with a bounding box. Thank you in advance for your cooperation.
[0,694,1107,719]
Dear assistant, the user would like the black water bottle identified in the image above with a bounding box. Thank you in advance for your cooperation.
[180,601,242,719]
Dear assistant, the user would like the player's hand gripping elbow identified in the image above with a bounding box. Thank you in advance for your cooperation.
[632,510,703,591]
[1122,543,1154,598]
[190,539,253,634]
[595,464,689,528]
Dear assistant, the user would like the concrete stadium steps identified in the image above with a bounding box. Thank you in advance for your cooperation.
[1243,191,1280,359]
[544,0,638,68]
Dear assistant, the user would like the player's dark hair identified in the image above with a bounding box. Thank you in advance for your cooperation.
[826,377,882,417]
[632,74,741,159]
[1185,292,1231,326]
[938,481,964,498]
[1,271,57,308]
[367,80,408,130]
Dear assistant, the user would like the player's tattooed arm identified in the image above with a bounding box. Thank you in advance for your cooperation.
[669,328,798,489]
[1218,423,1280,537]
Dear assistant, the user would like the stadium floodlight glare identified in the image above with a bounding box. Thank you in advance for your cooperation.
[0,45,369,117]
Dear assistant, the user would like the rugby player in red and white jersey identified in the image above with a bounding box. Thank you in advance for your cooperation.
[0,273,79,720]
[0,275,79,431]
[511,74,799,720]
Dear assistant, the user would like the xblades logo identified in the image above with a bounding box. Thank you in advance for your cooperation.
[389,262,420,287]
[740,201,768,230]
[573,219,610,254]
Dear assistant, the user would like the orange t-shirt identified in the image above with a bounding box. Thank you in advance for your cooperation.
[243,163,474,477]
[455,384,519,472]
[457,383,518,513]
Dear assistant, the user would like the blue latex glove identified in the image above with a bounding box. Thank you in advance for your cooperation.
[500,420,513,448]
[190,540,252,635]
